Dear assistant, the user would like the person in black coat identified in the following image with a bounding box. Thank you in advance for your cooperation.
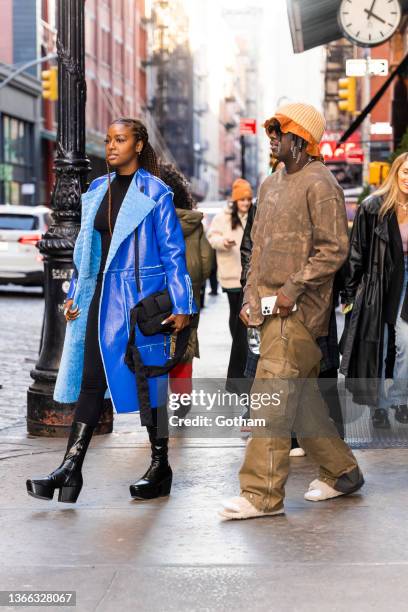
[341,153,408,429]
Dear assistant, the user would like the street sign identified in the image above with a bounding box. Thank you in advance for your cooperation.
[368,59,388,76]
[22,183,36,195]
[371,122,393,135]
[239,118,257,135]
[345,59,367,77]
[346,58,388,77]
[320,130,363,163]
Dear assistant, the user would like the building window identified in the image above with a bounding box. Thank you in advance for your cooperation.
[115,0,123,20]
[115,40,123,73]
[1,115,34,205]
[85,14,96,58]
[86,77,97,132]
[101,29,111,65]
[100,93,112,133]
[125,50,133,81]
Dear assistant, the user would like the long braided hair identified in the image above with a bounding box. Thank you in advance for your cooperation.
[105,118,160,236]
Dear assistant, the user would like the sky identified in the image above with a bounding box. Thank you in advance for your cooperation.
[260,0,324,112]
[182,0,324,177]
[183,0,324,114]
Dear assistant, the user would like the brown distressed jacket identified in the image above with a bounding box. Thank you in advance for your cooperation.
[244,161,349,338]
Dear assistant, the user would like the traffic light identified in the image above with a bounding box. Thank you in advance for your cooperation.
[369,161,390,186]
[338,77,356,114]
[41,66,58,101]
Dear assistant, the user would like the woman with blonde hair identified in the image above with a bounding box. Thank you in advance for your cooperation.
[341,152,408,429]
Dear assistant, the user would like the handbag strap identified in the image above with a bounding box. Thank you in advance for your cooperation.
[124,343,152,426]
[126,179,190,421]
[124,308,190,425]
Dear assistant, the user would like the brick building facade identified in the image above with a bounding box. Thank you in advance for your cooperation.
[0,0,149,205]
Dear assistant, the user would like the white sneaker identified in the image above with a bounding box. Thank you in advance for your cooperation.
[219,496,284,520]
[304,479,345,502]
[289,447,306,457]
[307,478,320,491]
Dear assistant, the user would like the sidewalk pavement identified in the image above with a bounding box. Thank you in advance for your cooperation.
[1,290,408,611]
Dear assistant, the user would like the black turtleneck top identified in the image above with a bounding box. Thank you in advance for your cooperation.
[94,171,135,273]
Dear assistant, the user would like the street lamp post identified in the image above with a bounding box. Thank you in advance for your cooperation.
[27,0,113,437]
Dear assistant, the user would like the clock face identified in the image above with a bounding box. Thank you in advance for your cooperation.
[338,0,402,46]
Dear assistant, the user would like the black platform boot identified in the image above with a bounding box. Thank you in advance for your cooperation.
[26,422,94,503]
[129,426,172,500]
[372,408,391,429]
[393,404,408,424]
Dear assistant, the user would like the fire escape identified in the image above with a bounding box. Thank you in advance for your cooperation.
[147,0,194,180]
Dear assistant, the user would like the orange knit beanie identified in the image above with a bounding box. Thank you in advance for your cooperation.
[231,178,253,202]
[264,102,326,157]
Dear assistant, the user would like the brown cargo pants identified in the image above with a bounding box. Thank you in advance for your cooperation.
[239,313,361,512]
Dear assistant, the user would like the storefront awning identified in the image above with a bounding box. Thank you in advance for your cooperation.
[287,0,342,53]
[41,128,106,158]
[287,0,408,53]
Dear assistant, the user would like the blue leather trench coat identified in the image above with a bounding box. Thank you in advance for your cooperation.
[54,168,196,413]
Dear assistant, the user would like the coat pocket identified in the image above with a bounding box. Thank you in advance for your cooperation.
[138,340,171,367]
[365,274,380,307]
[256,357,300,379]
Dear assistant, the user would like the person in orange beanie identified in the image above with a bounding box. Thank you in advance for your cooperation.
[208,178,253,338]
[219,102,364,520]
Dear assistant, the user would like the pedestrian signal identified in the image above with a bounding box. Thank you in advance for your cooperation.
[338,77,356,114]
[41,66,58,101]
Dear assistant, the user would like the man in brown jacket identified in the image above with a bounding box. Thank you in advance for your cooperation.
[219,103,364,520]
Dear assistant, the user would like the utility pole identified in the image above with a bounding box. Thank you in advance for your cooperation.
[240,135,246,179]
[362,48,371,184]
[27,0,112,436]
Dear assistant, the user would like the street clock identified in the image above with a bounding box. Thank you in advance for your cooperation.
[338,0,402,47]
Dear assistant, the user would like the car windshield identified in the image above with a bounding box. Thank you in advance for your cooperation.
[0,215,39,230]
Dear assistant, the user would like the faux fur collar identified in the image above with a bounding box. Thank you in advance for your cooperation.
[77,171,156,276]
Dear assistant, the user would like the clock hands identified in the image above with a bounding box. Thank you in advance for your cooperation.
[366,0,377,20]
[364,8,386,24]
[339,0,400,45]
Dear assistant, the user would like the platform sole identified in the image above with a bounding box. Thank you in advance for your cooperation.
[26,480,82,503]
[129,476,172,500]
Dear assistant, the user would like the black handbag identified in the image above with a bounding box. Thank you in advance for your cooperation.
[133,289,176,336]
[124,228,190,425]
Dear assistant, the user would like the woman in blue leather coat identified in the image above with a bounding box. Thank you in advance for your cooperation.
[26,118,195,504]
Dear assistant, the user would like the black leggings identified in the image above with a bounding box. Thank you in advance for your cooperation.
[225,290,241,337]
[73,280,161,431]
[74,279,107,427]
[226,289,249,382]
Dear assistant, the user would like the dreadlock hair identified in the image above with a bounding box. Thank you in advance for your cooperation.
[110,117,160,177]
[290,134,307,164]
[289,133,324,165]
[158,159,195,210]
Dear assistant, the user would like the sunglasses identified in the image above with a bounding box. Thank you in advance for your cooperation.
[266,121,282,139]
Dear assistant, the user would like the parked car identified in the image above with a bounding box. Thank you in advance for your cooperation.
[0,205,51,287]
